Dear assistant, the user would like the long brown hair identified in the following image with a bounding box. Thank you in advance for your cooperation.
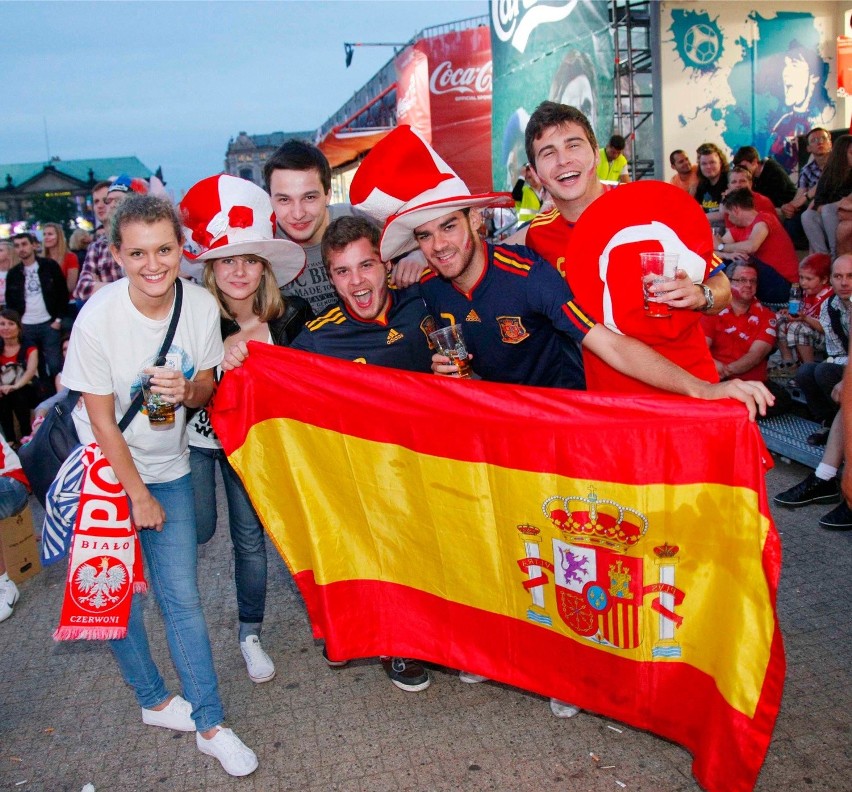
[43,222,68,263]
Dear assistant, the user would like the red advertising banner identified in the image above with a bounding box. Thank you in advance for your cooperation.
[838,36,852,99]
[395,45,432,142]
[421,26,493,193]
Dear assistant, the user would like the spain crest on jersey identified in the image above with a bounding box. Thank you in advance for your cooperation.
[517,489,684,655]
[496,315,529,344]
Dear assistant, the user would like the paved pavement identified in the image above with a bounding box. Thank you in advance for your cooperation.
[1,459,849,792]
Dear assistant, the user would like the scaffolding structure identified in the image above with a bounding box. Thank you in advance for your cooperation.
[611,0,657,180]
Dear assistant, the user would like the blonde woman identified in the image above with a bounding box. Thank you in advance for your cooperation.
[180,174,309,684]
[42,223,79,294]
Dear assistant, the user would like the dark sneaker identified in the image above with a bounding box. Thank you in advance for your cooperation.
[819,501,852,530]
[322,646,349,668]
[773,473,840,507]
[807,428,831,446]
[381,657,431,692]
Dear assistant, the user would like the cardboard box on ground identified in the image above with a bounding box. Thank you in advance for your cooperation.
[1,506,41,584]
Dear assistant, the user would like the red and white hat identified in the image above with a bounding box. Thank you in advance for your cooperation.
[350,126,513,260]
[180,175,305,286]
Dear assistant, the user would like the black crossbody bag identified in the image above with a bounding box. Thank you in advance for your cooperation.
[20,279,184,505]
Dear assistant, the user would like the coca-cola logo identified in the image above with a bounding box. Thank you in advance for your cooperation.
[491,0,578,54]
[429,60,493,96]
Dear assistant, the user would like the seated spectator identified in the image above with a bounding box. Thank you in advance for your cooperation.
[774,409,852,530]
[0,432,30,622]
[732,146,796,208]
[597,134,630,183]
[794,254,852,444]
[701,263,784,410]
[669,149,698,195]
[781,127,832,248]
[714,188,798,303]
[0,310,38,445]
[802,134,852,258]
[724,166,776,215]
[694,142,729,219]
[775,253,832,371]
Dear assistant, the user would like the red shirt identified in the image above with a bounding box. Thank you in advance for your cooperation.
[59,251,79,279]
[801,285,833,317]
[728,211,798,283]
[701,301,777,381]
[526,186,719,394]
[0,432,29,489]
[723,191,775,220]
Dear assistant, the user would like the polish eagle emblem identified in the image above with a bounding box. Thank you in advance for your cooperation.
[73,557,130,610]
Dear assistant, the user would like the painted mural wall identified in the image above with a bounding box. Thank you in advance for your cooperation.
[490,0,614,191]
[660,1,845,178]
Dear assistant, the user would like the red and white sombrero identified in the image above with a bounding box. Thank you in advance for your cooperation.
[180,175,305,286]
[350,126,513,260]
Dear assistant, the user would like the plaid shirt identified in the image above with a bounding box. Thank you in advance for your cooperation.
[797,159,823,191]
[72,237,124,301]
[818,295,850,364]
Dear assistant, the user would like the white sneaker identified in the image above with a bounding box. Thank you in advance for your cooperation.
[0,579,19,623]
[458,670,489,684]
[240,635,276,683]
[550,698,581,718]
[197,727,258,777]
[142,695,196,731]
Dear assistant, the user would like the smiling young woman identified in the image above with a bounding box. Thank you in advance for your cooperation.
[179,174,310,687]
[61,194,259,777]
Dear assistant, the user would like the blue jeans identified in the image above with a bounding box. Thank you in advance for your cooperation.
[22,320,63,384]
[108,474,224,731]
[0,477,28,519]
[189,446,267,625]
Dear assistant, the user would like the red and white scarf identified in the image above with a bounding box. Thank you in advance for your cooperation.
[54,444,147,641]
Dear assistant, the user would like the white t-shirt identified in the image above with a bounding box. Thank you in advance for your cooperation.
[62,279,223,484]
[23,262,51,324]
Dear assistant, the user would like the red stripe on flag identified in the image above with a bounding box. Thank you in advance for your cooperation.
[212,343,772,492]
[295,572,783,792]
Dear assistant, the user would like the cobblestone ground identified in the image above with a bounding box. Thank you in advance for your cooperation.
[0,460,849,792]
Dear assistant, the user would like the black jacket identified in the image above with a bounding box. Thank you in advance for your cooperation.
[6,257,69,321]
[220,291,314,346]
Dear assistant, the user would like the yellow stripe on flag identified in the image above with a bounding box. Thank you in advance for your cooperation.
[231,415,773,719]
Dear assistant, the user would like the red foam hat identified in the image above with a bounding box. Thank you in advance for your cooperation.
[180,175,305,287]
[350,126,513,260]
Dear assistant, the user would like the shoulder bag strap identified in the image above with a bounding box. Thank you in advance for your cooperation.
[117,279,184,433]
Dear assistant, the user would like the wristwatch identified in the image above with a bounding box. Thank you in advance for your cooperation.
[717,242,725,251]
[698,284,714,312]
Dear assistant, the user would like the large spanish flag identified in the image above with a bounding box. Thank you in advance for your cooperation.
[212,343,784,792]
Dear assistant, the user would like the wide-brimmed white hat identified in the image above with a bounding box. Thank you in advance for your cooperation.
[180,174,305,286]
[350,126,513,260]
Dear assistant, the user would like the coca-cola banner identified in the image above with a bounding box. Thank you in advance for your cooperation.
[395,45,432,143]
[420,26,494,193]
[490,0,614,191]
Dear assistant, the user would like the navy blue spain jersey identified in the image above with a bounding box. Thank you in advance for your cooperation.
[418,243,594,389]
[290,285,435,373]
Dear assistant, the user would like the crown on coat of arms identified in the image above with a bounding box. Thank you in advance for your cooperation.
[542,488,648,552]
